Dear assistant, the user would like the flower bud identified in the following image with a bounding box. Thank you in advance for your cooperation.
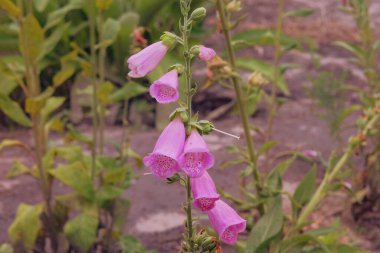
[198,120,215,135]
[160,32,178,49]
[226,0,242,12]
[248,71,269,87]
[190,7,207,22]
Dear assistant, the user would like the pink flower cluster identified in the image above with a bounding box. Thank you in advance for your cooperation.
[128,41,245,245]
[127,42,216,104]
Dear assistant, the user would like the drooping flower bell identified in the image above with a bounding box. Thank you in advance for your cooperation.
[190,171,220,211]
[199,46,216,61]
[143,118,185,178]
[149,69,179,104]
[179,130,214,178]
[127,41,168,78]
[207,200,246,245]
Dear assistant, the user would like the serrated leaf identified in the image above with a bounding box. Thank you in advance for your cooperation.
[285,8,314,17]
[292,166,317,218]
[50,162,95,200]
[236,58,290,95]
[246,200,283,253]
[19,14,44,63]
[64,212,98,252]
[110,81,148,102]
[8,204,43,250]
[0,94,31,127]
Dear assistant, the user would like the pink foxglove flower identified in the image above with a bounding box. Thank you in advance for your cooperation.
[207,200,246,245]
[127,41,168,78]
[199,46,216,61]
[179,130,214,178]
[190,171,220,211]
[303,149,318,159]
[143,118,185,178]
[149,69,179,104]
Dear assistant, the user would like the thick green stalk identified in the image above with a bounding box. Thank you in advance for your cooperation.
[18,11,57,250]
[216,0,264,214]
[296,113,380,227]
[88,0,98,180]
[182,2,194,251]
[267,0,284,141]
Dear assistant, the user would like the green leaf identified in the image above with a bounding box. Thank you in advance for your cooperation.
[257,141,278,157]
[232,29,299,49]
[64,212,98,252]
[246,200,283,253]
[103,18,121,46]
[19,14,44,63]
[110,81,148,102]
[333,41,365,61]
[0,94,32,127]
[120,235,156,253]
[113,198,131,231]
[97,81,115,105]
[285,8,314,17]
[236,58,290,95]
[41,97,65,122]
[45,0,84,30]
[96,0,112,11]
[277,234,328,253]
[8,203,43,250]
[50,161,95,200]
[40,23,70,59]
[0,0,21,17]
[7,160,33,179]
[292,166,317,218]
[33,0,49,12]
[96,185,124,207]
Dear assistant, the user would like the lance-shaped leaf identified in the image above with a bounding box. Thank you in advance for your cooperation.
[246,200,283,253]
[110,81,148,102]
[8,204,43,251]
[0,94,31,127]
[292,165,317,218]
[19,14,44,63]
[103,18,121,46]
[0,0,21,17]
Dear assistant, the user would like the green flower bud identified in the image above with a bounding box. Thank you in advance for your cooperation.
[160,32,178,49]
[190,7,207,22]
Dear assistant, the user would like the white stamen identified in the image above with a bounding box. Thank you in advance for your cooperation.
[212,127,240,139]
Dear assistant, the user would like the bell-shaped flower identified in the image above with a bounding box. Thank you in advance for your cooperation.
[143,118,185,178]
[149,69,179,104]
[199,46,216,61]
[127,41,168,78]
[207,200,246,245]
[179,130,214,178]
[190,171,220,211]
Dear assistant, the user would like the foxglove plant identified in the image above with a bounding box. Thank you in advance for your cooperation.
[127,0,246,251]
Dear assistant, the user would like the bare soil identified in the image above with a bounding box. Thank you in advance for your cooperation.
[1,0,380,252]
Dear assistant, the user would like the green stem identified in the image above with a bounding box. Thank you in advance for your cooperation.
[18,12,57,250]
[98,10,106,155]
[182,2,194,251]
[216,0,264,215]
[88,0,98,181]
[296,113,380,228]
[267,0,283,141]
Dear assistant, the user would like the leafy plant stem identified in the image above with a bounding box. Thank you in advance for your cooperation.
[18,12,57,251]
[88,0,99,181]
[216,0,264,215]
[296,113,380,228]
[182,1,194,250]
